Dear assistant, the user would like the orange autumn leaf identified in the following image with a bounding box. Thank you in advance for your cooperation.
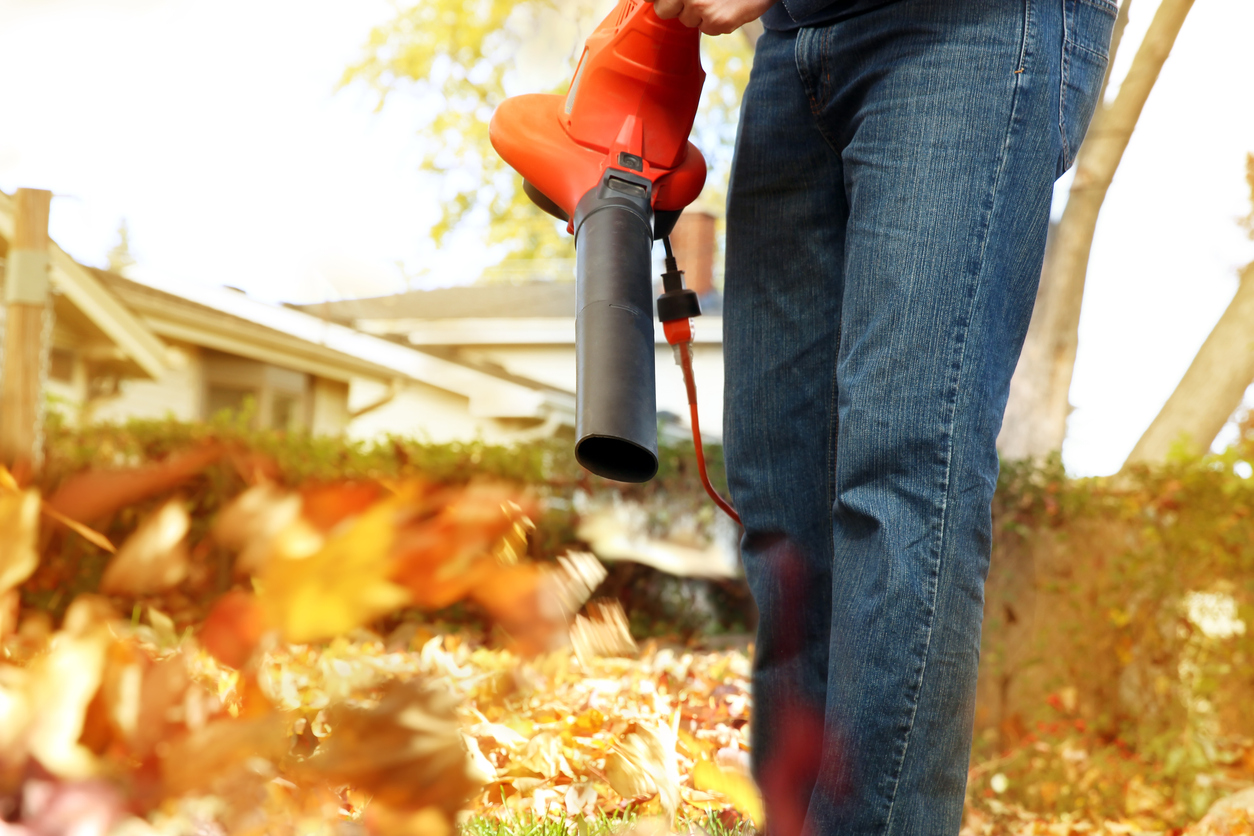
[46,442,223,523]
[200,590,271,670]
[300,481,387,531]
[389,482,535,610]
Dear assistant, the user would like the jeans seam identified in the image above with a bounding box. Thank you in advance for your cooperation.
[795,26,845,155]
[1059,0,1073,167]
[879,17,1030,836]
[826,323,840,546]
[1016,0,1033,71]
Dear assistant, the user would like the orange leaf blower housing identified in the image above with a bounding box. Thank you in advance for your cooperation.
[490,0,709,484]
[490,0,707,224]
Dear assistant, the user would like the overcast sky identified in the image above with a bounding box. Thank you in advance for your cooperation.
[0,0,1251,476]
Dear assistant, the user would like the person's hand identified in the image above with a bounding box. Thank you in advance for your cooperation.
[646,0,776,36]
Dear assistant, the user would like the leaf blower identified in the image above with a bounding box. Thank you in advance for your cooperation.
[489,0,739,522]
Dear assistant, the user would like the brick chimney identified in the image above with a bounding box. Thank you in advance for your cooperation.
[668,210,716,297]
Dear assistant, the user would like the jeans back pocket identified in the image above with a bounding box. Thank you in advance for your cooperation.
[1059,0,1117,176]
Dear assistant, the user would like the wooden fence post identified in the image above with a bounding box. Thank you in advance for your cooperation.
[1,188,53,473]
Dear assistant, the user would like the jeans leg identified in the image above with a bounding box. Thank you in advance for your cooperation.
[723,28,848,835]
[798,2,1071,833]
[726,0,1112,834]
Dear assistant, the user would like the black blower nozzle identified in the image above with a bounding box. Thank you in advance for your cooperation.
[572,170,659,483]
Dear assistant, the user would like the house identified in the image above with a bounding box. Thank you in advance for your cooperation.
[298,210,728,444]
[0,190,575,443]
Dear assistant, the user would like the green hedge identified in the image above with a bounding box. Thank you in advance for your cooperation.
[977,447,1254,821]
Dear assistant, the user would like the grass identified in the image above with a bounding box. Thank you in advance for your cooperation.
[460,808,758,836]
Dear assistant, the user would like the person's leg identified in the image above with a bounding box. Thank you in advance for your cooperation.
[723,27,848,835]
[793,1,1114,833]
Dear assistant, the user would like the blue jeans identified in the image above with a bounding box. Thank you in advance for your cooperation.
[722,1,1114,834]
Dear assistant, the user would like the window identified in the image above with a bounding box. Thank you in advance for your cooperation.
[272,393,299,431]
[49,348,75,383]
[206,385,257,421]
[201,350,308,430]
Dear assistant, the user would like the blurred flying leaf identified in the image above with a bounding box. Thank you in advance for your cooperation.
[159,713,288,798]
[1,465,114,554]
[46,443,223,523]
[608,722,681,820]
[570,599,636,667]
[691,759,764,827]
[468,549,605,655]
[13,777,130,836]
[300,679,482,816]
[199,590,271,670]
[212,483,305,576]
[258,496,410,644]
[25,598,114,779]
[0,484,39,596]
[390,482,535,609]
[100,500,190,595]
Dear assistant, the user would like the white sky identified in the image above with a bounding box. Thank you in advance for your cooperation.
[0,0,1251,476]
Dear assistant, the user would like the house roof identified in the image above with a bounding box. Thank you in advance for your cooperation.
[93,271,408,385]
[294,282,578,323]
[293,281,723,347]
[99,273,575,422]
[0,190,573,423]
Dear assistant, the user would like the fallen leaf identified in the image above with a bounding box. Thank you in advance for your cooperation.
[363,804,452,836]
[301,679,482,815]
[608,723,681,819]
[300,481,386,532]
[0,589,19,640]
[691,759,764,827]
[565,783,598,816]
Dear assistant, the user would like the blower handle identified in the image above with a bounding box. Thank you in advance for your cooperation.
[572,169,660,483]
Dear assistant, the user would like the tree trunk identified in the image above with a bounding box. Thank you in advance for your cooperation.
[997,0,1195,461]
[1123,262,1254,467]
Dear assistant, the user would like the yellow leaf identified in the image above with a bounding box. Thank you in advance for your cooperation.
[691,759,765,827]
[258,497,410,643]
[0,485,39,596]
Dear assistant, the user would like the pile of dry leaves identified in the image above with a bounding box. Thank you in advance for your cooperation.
[0,444,761,835]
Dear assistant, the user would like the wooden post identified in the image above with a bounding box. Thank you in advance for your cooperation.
[1,188,53,472]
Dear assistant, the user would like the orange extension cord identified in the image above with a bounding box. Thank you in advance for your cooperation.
[667,328,741,525]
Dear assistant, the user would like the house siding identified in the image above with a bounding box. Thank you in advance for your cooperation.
[91,342,203,424]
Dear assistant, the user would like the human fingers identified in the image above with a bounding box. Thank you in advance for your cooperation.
[678,3,704,28]
[651,0,684,20]
[698,0,775,35]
